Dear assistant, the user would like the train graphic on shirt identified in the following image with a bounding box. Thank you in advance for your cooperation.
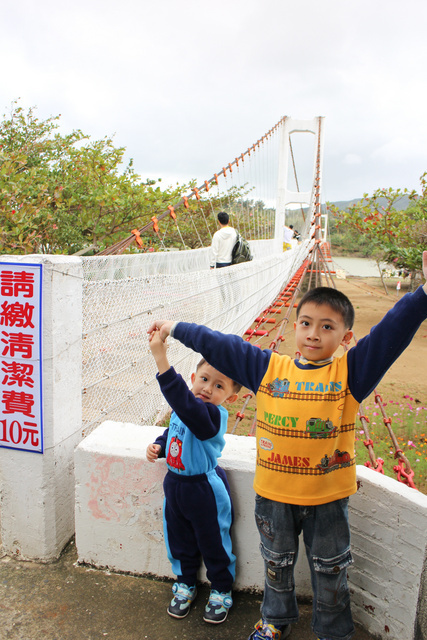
[166,436,186,471]
[306,417,337,438]
[317,449,351,473]
[266,377,290,397]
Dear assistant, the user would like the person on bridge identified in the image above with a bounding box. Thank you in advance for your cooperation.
[146,330,241,625]
[283,223,294,250]
[146,251,427,640]
[210,211,236,268]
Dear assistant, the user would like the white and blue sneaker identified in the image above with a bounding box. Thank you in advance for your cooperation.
[203,589,233,624]
[167,582,197,619]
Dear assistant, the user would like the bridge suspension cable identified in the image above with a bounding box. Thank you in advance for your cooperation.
[98,116,287,255]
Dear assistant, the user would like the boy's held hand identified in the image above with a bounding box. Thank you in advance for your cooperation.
[147,319,175,342]
[148,329,167,353]
[148,329,171,375]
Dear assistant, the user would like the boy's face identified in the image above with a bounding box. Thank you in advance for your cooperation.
[191,363,238,406]
[294,301,353,361]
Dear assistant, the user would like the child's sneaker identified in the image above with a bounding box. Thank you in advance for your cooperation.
[167,582,197,619]
[247,618,292,639]
[203,589,233,624]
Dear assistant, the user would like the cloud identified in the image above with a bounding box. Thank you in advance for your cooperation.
[343,154,363,166]
[1,0,427,202]
[372,137,427,164]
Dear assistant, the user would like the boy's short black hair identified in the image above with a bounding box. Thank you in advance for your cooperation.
[296,287,355,329]
[196,357,242,393]
[217,211,229,225]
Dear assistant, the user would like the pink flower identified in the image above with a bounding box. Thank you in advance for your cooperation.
[408,441,416,448]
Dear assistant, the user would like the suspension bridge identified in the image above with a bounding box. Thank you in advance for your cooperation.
[81,117,326,430]
[1,117,426,640]
[80,115,413,487]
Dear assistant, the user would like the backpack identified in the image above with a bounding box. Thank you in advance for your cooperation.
[231,232,253,264]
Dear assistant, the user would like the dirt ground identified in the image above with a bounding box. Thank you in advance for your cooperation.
[228,273,427,435]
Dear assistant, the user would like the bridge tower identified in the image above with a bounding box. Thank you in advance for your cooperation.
[275,116,325,242]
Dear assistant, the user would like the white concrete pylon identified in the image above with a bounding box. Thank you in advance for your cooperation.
[0,255,82,560]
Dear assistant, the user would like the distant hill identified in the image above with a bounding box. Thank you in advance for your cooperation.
[325,194,412,212]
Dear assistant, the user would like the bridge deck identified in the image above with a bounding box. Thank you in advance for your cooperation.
[0,541,377,640]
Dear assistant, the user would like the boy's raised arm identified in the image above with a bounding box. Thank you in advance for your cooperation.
[347,250,427,403]
[423,250,427,295]
[148,329,170,374]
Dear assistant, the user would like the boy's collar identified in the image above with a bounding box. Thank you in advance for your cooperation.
[298,356,334,366]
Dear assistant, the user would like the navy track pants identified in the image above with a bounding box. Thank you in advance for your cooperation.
[163,466,236,591]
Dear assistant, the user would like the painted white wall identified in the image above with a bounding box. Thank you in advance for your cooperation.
[0,255,82,560]
[74,421,311,592]
[76,422,264,588]
[350,466,427,640]
[75,421,427,640]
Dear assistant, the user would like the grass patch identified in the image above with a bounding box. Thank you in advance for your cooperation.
[355,396,427,492]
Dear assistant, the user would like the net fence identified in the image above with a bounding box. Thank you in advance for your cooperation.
[81,238,310,435]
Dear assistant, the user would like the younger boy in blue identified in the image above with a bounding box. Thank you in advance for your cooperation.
[147,252,427,640]
[146,329,241,624]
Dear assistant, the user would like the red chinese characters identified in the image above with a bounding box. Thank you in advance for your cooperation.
[0,265,43,453]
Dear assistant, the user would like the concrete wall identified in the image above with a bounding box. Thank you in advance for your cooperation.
[350,466,427,640]
[74,422,306,591]
[75,421,427,640]
[0,255,82,561]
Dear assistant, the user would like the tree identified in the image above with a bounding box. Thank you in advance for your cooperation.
[0,102,266,254]
[329,177,427,288]
[0,102,188,255]
[0,102,270,256]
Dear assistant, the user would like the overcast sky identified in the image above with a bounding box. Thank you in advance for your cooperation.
[2,0,427,202]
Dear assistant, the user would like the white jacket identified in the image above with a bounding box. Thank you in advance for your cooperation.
[210,226,237,266]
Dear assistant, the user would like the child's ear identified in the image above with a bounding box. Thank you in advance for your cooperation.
[293,321,297,331]
[340,330,353,348]
[190,372,196,385]
[224,393,238,404]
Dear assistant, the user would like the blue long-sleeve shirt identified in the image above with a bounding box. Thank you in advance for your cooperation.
[153,366,229,476]
[172,286,427,404]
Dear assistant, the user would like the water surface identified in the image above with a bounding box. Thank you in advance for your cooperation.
[332,257,388,278]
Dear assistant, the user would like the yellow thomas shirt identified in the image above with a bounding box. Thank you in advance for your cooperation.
[254,351,359,506]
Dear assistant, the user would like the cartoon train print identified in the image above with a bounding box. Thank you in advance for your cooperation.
[317,449,351,473]
[306,417,337,438]
[267,377,290,397]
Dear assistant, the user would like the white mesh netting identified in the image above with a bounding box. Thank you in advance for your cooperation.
[81,239,310,435]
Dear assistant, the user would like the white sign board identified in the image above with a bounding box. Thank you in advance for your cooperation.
[0,263,43,453]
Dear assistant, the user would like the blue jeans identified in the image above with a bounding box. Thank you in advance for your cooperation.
[254,495,355,640]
